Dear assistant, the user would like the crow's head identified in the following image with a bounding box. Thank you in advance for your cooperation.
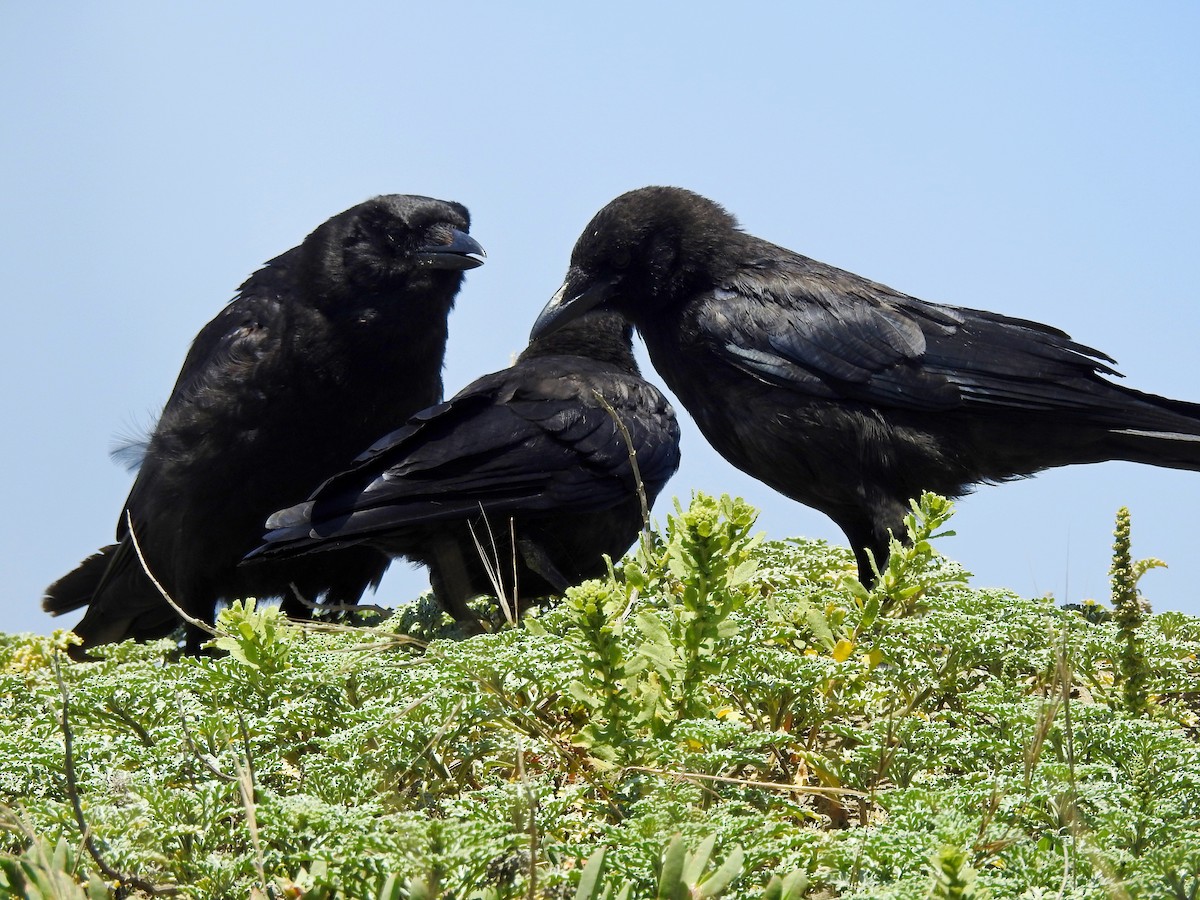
[531,186,737,339]
[307,194,485,302]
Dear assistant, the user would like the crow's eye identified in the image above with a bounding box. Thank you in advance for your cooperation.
[612,247,632,269]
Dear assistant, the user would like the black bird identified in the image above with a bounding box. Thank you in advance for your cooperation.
[45,194,484,654]
[249,312,681,628]
[531,186,1200,584]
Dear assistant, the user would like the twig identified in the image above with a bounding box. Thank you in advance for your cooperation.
[174,695,238,782]
[53,656,180,895]
[510,517,521,626]
[98,698,156,749]
[516,736,539,900]
[468,507,519,626]
[234,712,268,891]
[619,765,867,799]
[272,592,428,651]
[1058,642,1081,891]
[468,677,625,821]
[236,711,258,796]
[287,582,391,618]
[593,391,650,530]
[125,510,218,638]
[390,697,469,787]
[282,625,427,654]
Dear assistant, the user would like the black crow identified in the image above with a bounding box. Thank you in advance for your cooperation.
[531,186,1200,584]
[249,312,681,628]
[45,194,484,655]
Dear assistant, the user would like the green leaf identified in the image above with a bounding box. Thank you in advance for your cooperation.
[575,848,607,900]
[567,680,599,706]
[682,833,716,885]
[697,843,743,897]
[727,558,759,587]
[777,871,810,900]
[657,834,687,900]
[861,594,880,627]
[376,874,404,900]
[634,610,676,673]
[764,872,809,900]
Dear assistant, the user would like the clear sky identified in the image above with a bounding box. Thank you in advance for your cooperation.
[3,3,1198,637]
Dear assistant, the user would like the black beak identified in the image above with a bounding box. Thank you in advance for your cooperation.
[241,502,317,561]
[263,501,316,532]
[530,272,615,340]
[416,229,486,270]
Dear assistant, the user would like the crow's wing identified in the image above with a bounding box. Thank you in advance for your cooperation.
[116,291,287,537]
[259,360,679,547]
[703,253,1121,414]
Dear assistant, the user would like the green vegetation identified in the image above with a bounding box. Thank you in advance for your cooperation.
[2,495,1198,898]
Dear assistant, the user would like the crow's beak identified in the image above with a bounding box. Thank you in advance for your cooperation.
[530,272,615,340]
[242,501,317,562]
[416,229,486,270]
[264,501,316,532]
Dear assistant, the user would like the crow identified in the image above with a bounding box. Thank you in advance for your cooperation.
[531,185,1200,584]
[45,194,484,655]
[249,312,681,628]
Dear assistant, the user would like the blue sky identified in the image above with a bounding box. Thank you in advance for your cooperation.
[3,3,1199,637]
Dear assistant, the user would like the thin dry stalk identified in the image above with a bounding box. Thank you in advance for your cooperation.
[468,508,519,626]
[390,697,470,788]
[174,694,238,783]
[593,390,650,529]
[234,754,267,889]
[619,765,867,799]
[285,584,427,652]
[125,510,219,639]
[53,656,180,895]
[469,675,625,820]
[285,582,391,618]
[516,736,539,899]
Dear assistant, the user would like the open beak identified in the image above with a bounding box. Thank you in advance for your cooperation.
[416,229,486,270]
[530,271,615,340]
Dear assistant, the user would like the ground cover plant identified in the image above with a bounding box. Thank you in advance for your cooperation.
[2,494,1198,899]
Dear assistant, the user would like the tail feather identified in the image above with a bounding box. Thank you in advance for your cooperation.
[1151,393,1200,429]
[1106,388,1200,471]
[1113,428,1200,443]
[46,539,184,656]
[43,545,119,615]
[1108,427,1200,471]
[1117,387,1200,432]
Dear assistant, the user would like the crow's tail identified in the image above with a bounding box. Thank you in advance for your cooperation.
[42,544,119,615]
[44,539,182,658]
[1107,389,1200,471]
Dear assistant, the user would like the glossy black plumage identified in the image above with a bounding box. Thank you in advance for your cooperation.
[250,313,681,627]
[45,194,484,654]
[532,186,1200,583]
